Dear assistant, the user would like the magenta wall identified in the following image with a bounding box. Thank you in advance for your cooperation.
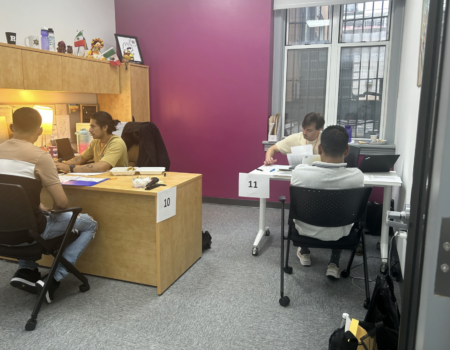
[114,0,275,201]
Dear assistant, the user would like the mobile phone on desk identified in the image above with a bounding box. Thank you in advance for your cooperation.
[278,168,292,172]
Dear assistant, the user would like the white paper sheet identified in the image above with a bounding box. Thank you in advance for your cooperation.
[56,115,71,139]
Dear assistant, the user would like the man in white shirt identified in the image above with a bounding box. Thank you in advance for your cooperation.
[290,125,364,279]
[264,112,324,165]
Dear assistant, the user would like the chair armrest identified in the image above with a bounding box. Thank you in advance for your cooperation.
[50,207,82,215]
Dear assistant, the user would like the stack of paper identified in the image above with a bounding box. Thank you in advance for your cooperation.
[287,144,313,167]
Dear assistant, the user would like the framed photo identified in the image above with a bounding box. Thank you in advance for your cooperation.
[114,34,144,65]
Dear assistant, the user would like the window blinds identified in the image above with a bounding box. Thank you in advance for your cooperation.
[274,0,392,10]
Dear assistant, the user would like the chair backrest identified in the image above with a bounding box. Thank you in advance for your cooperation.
[0,183,39,245]
[344,146,361,168]
[289,186,372,227]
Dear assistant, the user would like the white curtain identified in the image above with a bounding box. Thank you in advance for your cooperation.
[274,0,393,10]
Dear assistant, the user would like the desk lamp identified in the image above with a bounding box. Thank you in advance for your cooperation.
[33,106,54,147]
[0,116,8,144]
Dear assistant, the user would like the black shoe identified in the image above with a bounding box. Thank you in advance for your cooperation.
[35,275,60,304]
[10,268,41,294]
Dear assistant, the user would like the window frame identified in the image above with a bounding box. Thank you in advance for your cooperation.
[280,3,393,140]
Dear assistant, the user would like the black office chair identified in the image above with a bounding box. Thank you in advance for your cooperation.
[279,186,372,309]
[344,145,361,168]
[0,183,90,331]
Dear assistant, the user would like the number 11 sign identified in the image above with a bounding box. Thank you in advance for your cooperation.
[157,187,177,223]
[238,173,270,198]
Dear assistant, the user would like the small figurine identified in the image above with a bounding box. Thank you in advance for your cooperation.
[86,38,106,60]
[66,45,73,54]
[74,30,87,57]
[57,41,66,53]
[122,48,134,70]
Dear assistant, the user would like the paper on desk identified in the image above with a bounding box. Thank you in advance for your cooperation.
[59,176,107,183]
[69,173,105,176]
[291,144,313,155]
[364,175,402,183]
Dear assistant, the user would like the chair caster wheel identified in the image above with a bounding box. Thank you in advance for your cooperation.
[380,263,387,275]
[279,296,290,307]
[25,318,37,331]
[364,299,370,309]
[284,266,293,274]
[252,247,258,256]
[340,270,350,278]
[265,229,270,236]
[79,284,90,293]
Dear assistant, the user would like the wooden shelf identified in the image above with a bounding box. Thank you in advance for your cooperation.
[0,42,150,122]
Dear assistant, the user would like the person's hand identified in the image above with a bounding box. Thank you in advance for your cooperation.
[264,157,277,166]
[39,203,50,212]
[55,162,70,173]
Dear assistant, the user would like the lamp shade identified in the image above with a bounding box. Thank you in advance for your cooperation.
[0,116,8,143]
[33,106,53,135]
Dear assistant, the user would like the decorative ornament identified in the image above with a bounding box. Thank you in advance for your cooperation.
[57,41,66,53]
[74,30,87,57]
[122,49,134,70]
[86,38,106,60]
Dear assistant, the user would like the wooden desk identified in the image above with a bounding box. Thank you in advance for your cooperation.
[39,172,202,295]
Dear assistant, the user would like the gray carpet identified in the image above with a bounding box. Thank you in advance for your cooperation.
[0,203,400,350]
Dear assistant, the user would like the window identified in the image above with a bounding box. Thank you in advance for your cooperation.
[281,1,392,139]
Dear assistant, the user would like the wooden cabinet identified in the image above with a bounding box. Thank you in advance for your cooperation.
[0,45,24,89]
[98,64,150,122]
[22,50,62,91]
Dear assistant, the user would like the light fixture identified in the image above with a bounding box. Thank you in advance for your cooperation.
[306,19,330,27]
[0,116,9,144]
[33,106,54,147]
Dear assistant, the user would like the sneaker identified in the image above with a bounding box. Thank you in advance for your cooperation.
[10,268,41,294]
[326,263,340,280]
[35,275,60,304]
[297,247,311,266]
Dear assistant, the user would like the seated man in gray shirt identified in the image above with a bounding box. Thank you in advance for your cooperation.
[290,125,364,279]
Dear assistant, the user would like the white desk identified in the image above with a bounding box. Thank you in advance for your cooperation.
[247,165,402,271]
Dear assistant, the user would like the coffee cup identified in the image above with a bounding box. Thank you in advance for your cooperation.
[5,32,16,45]
[370,134,378,142]
[24,35,40,48]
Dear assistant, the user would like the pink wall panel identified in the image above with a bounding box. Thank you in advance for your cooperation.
[115,0,274,200]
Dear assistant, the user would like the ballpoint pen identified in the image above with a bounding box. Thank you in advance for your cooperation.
[256,168,263,171]
[270,168,276,172]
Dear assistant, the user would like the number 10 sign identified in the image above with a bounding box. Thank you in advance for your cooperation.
[157,187,177,223]
[238,173,270,198]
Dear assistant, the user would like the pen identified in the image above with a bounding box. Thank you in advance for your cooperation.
[256,168,263,171]
[270,168,276,172]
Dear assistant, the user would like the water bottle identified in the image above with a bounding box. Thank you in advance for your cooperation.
[40,27,49,50]
[345,124,352,143]
[75,129,90,154]
[48,28,55,51]
[340,313,349,328]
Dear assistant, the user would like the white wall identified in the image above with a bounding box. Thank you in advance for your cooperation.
[0,0,116,53]
[392,0,424,273]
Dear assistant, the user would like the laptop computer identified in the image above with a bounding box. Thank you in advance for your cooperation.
[56,138,76,161]
[358,155,400,173]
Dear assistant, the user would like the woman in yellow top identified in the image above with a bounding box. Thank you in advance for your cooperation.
[56,112,128,173]
[264,112,324,166]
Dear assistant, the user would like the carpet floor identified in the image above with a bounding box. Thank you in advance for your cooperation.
[0,203,400,350]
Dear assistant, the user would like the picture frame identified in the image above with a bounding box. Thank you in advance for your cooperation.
[114,34,144,65]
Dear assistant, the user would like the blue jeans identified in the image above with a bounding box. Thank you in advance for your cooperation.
[18,212,97,282]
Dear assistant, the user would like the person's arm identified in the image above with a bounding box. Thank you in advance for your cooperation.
[55,161,112,173]
[45,183,68,210]
[62,155,88,165]
[264,144,280,165]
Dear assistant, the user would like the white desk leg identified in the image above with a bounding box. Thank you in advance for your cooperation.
[252,198,269,256]
[380,186,391,270]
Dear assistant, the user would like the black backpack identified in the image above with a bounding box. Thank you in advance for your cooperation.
[202,231,211,251]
